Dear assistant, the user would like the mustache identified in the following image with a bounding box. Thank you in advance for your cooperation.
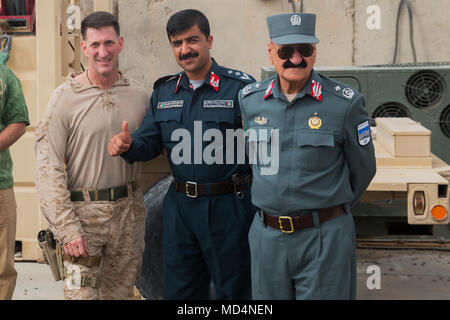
[283,59,307,69]
[179,52,199,61]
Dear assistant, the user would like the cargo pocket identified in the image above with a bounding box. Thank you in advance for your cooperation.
[296,130,336,170]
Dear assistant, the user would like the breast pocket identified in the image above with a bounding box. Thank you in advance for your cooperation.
[296,130,337,171]
[202,109,235,128]
[154,109,182,143]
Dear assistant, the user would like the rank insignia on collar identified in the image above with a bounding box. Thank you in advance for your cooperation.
[174,73,183,94]
[308,116,322,130]
[210,72,220,92]
[311,80,322,101]
[254,116,269,125]
[264,80,275,100]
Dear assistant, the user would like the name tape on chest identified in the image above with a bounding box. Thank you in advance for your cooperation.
[203,100,234,109]
[357,121,371,146]
[157,100,184,109]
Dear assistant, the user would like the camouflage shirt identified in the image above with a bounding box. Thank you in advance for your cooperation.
[0,64,29,189]
[35,72,149,244]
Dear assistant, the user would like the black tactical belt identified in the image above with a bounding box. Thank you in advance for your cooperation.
[175,173,252,198]
[70,182,138,202]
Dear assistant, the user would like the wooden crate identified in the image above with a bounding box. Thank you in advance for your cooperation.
[376,118,431,157]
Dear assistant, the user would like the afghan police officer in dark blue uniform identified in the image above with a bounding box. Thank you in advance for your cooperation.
[108,9,255,300]
[238,13,376,300]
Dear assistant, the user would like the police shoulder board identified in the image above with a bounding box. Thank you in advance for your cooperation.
[222,67,255,84]
[153,73,179,89]
[240,78,274,100]
[319,73,360,103]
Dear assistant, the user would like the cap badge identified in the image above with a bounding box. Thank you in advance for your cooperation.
[255,116,269,125]
[291,15,302,26]
[309,116,322,130]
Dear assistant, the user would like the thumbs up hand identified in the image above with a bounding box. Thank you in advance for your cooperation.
[108,121,133,157]
[121,121,132,145]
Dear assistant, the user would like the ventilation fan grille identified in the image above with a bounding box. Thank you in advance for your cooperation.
[405,71,445,109]
[440,106,450,138]
[373,102,411,118]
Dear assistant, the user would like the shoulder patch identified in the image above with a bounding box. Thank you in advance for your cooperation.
[222,68,255,84]
[153,74,178,89]
[357,120,371,146]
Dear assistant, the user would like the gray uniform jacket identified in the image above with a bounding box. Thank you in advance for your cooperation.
[238,70,376,215]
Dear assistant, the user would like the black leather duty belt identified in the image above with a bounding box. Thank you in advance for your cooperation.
[175,173,252,198]
[70,182,138,202]
[257,205,346,234]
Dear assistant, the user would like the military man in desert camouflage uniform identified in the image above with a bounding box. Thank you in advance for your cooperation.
[35,12,148,300]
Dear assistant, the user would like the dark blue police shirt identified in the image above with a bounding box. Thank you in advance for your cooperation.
[121,58,255,183]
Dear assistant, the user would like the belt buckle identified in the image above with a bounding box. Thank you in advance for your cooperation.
[278,216,294,234]
[185,181,198,198]
[110,188,116,201]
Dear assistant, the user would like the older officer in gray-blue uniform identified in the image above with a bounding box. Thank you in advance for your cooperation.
[108,9,255,300]
[238,13,376,300]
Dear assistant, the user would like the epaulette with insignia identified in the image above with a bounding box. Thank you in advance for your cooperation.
[153,74,179,89]
[240,78,273,99]
[222,67,255,84]
[319,74,360,102]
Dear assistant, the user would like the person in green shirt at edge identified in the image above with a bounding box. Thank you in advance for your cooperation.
[0,57,30,300]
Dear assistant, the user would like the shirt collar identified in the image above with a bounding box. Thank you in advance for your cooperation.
[174,58,222,94]
[265,69,323,102]
[68,70,130,93]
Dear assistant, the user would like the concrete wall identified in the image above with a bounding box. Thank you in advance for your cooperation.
[117,0,450,88]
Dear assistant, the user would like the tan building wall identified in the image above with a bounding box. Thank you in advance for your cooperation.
[118,0,450,88]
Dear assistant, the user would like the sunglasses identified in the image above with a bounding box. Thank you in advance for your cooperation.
[277,44,315,60]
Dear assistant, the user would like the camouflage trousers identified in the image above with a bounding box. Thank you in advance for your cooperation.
[64,189,146,300]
